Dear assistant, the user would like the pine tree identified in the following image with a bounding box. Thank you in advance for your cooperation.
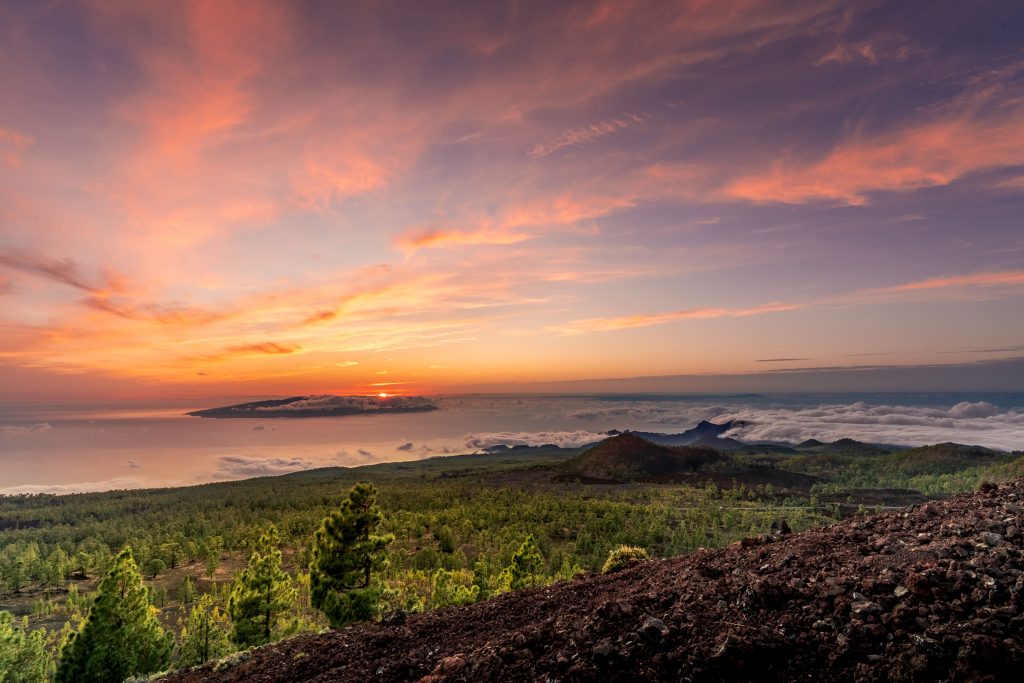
[178,574,198,605]
[499,535,545,592]
[178,594,233,667]
[428,568,479,609]
[55,548,172,683]
[227,525,295,647]
[0,611,52,683]
[309,482,394,628]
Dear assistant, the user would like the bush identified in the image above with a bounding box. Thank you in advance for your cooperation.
[601,545,649,574]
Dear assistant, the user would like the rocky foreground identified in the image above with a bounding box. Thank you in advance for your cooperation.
[163,481,1024,682]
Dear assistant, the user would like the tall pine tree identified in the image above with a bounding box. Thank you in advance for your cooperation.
[499,535,545,592]
[310,482,394,628]
[227,525,295,647]
[178,594,233,667]
[55,548,172,683]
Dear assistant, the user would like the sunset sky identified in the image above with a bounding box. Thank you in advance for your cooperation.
[2,0,1023,399]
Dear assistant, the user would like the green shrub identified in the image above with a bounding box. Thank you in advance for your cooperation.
[601,545,649,574]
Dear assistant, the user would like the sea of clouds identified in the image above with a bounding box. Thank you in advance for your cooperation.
[463,398,1023,452]
[464,430,610,450]
[718,401,1023,450]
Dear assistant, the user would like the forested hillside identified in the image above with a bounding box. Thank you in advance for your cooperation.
[1,439,1021,680]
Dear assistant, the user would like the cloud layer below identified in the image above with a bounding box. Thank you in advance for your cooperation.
[719,401,1024,451]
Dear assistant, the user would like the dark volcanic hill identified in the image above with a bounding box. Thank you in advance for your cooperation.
[161,480,1024,683]
[885,442,1013,476]
[796,438,891,457]
[568,433,727,481]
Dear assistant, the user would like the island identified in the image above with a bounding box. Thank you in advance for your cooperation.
[186,394,438,418]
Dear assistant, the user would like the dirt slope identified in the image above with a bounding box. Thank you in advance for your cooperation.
[162,480,1024,682]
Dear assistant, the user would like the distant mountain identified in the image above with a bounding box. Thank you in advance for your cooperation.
[187,395,438,418]
[795,437,890,457]
[568,433,727,482]
[627,420,745,446]
[885,442,1013,476]
[690,434,748,450]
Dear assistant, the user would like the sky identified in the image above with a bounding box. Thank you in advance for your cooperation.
[1,0,1024,400]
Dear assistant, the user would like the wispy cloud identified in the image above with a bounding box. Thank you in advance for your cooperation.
[0,249,121,295]
[877,270,1024,293]
[212,455,314,479]
[724,62,1024,205]
[528,113,644,158]
[0,422,52,435]
[554,302,801,335]
[396,226,533,251]
[552,265,1024,336]
[394,195,632,253]
[0,125,33,166]
[223,342,301,356]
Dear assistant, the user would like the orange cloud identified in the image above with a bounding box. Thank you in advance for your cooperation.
[394,194,633,252]
[724,63,1024,204]
[555,302,801,335]
[104,0,294,157]
[223,342,300,356]
[397,226,533,250]
[874,270,1024,294]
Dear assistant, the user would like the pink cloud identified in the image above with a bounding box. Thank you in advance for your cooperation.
[394,195,633,252]
[875,270,1024,294]
[528,113,644,158]
[0,125,33,166]
[552,266,1024,337]
[724,63,1024,205]
[555,302,802,335]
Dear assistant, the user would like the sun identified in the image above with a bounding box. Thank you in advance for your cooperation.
[378,392,389,398]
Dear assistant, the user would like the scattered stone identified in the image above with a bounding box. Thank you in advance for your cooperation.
[982,532,1003,547]
[592,638,617,663]
[638,616,670,643]
[851,600,881,615]
[381,609,408,626]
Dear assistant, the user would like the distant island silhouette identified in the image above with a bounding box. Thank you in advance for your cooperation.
[187,394,438,418]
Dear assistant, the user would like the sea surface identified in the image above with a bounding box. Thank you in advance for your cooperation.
[1,392,1022,493]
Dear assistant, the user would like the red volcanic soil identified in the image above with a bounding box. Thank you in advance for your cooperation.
[162,480,1024,682]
